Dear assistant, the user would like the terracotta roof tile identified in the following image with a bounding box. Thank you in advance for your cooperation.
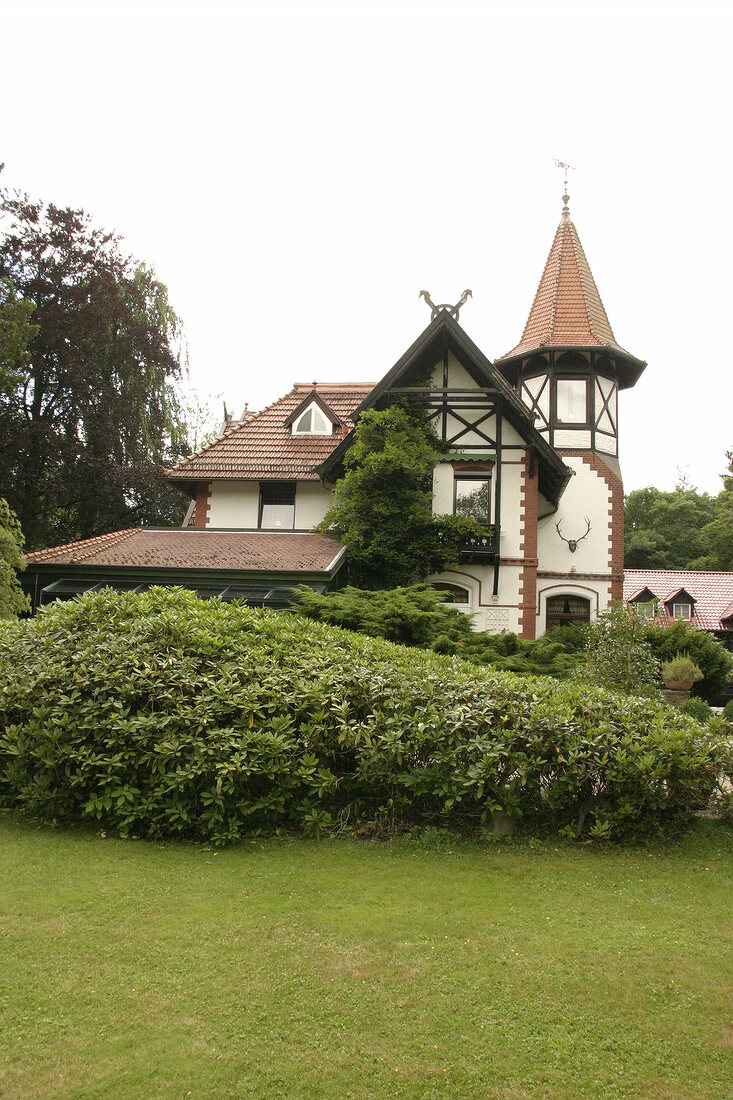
[168,383,374,481]
[499,214,629,360]
[26,529,346,574]
[624,569,733,633]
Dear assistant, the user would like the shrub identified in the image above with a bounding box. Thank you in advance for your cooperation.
[678,697,714,724]
[645,620,733,701]
[661,654,704,685]
[290,583,473,647]
[723,699,733,723]
[582,602,660,697]
[0,588,723,844]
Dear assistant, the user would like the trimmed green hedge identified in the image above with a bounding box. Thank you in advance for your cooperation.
[0,588,726,844]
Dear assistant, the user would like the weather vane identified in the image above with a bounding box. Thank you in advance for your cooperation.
[553,158,575,217]
[419,289,472,321]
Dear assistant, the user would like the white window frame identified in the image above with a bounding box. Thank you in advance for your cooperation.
[673,602,692,621]
[292,402,333,436]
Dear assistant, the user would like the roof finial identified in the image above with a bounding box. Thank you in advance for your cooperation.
[553,158,574,220]
[419,288,472,321]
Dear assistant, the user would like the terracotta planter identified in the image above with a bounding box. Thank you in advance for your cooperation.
[664,680,694,691]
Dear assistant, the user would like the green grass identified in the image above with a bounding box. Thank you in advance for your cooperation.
[2,817,732,1099]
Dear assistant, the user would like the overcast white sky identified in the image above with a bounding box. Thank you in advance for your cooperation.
[3,0,732,494]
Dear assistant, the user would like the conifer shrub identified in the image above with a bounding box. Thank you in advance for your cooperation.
[678,697,714,724]
[0,588,725,844]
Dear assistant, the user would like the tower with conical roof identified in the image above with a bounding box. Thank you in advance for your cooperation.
[497,189,645,460]
[497,189,646,616]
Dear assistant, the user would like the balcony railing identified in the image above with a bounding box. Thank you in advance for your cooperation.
[458,525,499,563]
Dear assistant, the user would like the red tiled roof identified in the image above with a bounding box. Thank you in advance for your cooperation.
[168,383,374,481]
[624,569,733,632]
[25,529,346,574]
[499,211,629,360]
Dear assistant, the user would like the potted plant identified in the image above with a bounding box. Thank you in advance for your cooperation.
[661,653,704,691]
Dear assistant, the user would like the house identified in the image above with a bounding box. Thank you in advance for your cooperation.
[23,190,646,638]
[624,569,733,642]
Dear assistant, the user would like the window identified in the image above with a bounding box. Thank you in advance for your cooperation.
[259,482,295,529]
[545,595,590,631]
[673,602,692,621]
[555,378,588,425]
[634,600,656,620]
[454,472,491,522]
[292,402,332,435]
[431,582,471,605]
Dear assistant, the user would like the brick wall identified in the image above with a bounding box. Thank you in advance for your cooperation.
[518,453,539,639]
[193,482,211,529]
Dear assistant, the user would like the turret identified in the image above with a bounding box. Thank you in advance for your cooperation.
[496,190,645,461]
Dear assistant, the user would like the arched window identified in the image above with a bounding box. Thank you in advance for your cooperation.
[545,595,590,631]
[431,582,471,605]
[292,402,332,435]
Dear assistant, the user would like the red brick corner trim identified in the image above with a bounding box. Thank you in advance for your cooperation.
[557,451,624,602]
[194,482,212,529]
[518,453,539,639]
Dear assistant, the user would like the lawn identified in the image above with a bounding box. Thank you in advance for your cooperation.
[1,816,732,1099]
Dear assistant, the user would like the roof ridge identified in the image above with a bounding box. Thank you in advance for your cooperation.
[25,528,138,563]
[69,528,138,564]
[168,389,300,473]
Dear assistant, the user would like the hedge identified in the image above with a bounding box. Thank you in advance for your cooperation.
[0,588,727,844]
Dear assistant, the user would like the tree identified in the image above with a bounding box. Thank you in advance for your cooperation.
[0,276,37,397]
[317,406,487,588]
[0,190,188,549]
[624,484,717,569]
[0,498,30,618]
[695,450,733,570]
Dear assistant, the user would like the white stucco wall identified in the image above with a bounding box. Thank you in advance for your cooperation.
[207,482,260,527]
[536,456,611,576]
[426,565,523,635]
[206,480,331,529]
[294,482,331,528]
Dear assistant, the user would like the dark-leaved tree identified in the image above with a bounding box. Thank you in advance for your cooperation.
[0,189,188,549]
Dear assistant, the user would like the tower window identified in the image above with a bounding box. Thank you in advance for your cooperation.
[556,378,588,425]
[259,482,295,529]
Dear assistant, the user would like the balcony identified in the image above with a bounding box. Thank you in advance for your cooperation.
[458,525,499,563]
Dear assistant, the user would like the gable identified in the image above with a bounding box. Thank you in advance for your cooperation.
[320,311,572,506]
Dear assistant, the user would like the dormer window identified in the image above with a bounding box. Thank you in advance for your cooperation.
[664,588,696,622]
[292,402,333,436]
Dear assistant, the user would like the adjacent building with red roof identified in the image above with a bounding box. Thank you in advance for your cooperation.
[624,570,733,637]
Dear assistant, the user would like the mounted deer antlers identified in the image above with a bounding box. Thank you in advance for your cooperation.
[555,517,591,553]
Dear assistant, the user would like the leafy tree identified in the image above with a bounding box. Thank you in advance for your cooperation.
[318,406,488,588]
[694,450,733,570]
[624,484,717,569]
[0,498,30,618]
[582,602,660,697]
[0,189,188,549]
